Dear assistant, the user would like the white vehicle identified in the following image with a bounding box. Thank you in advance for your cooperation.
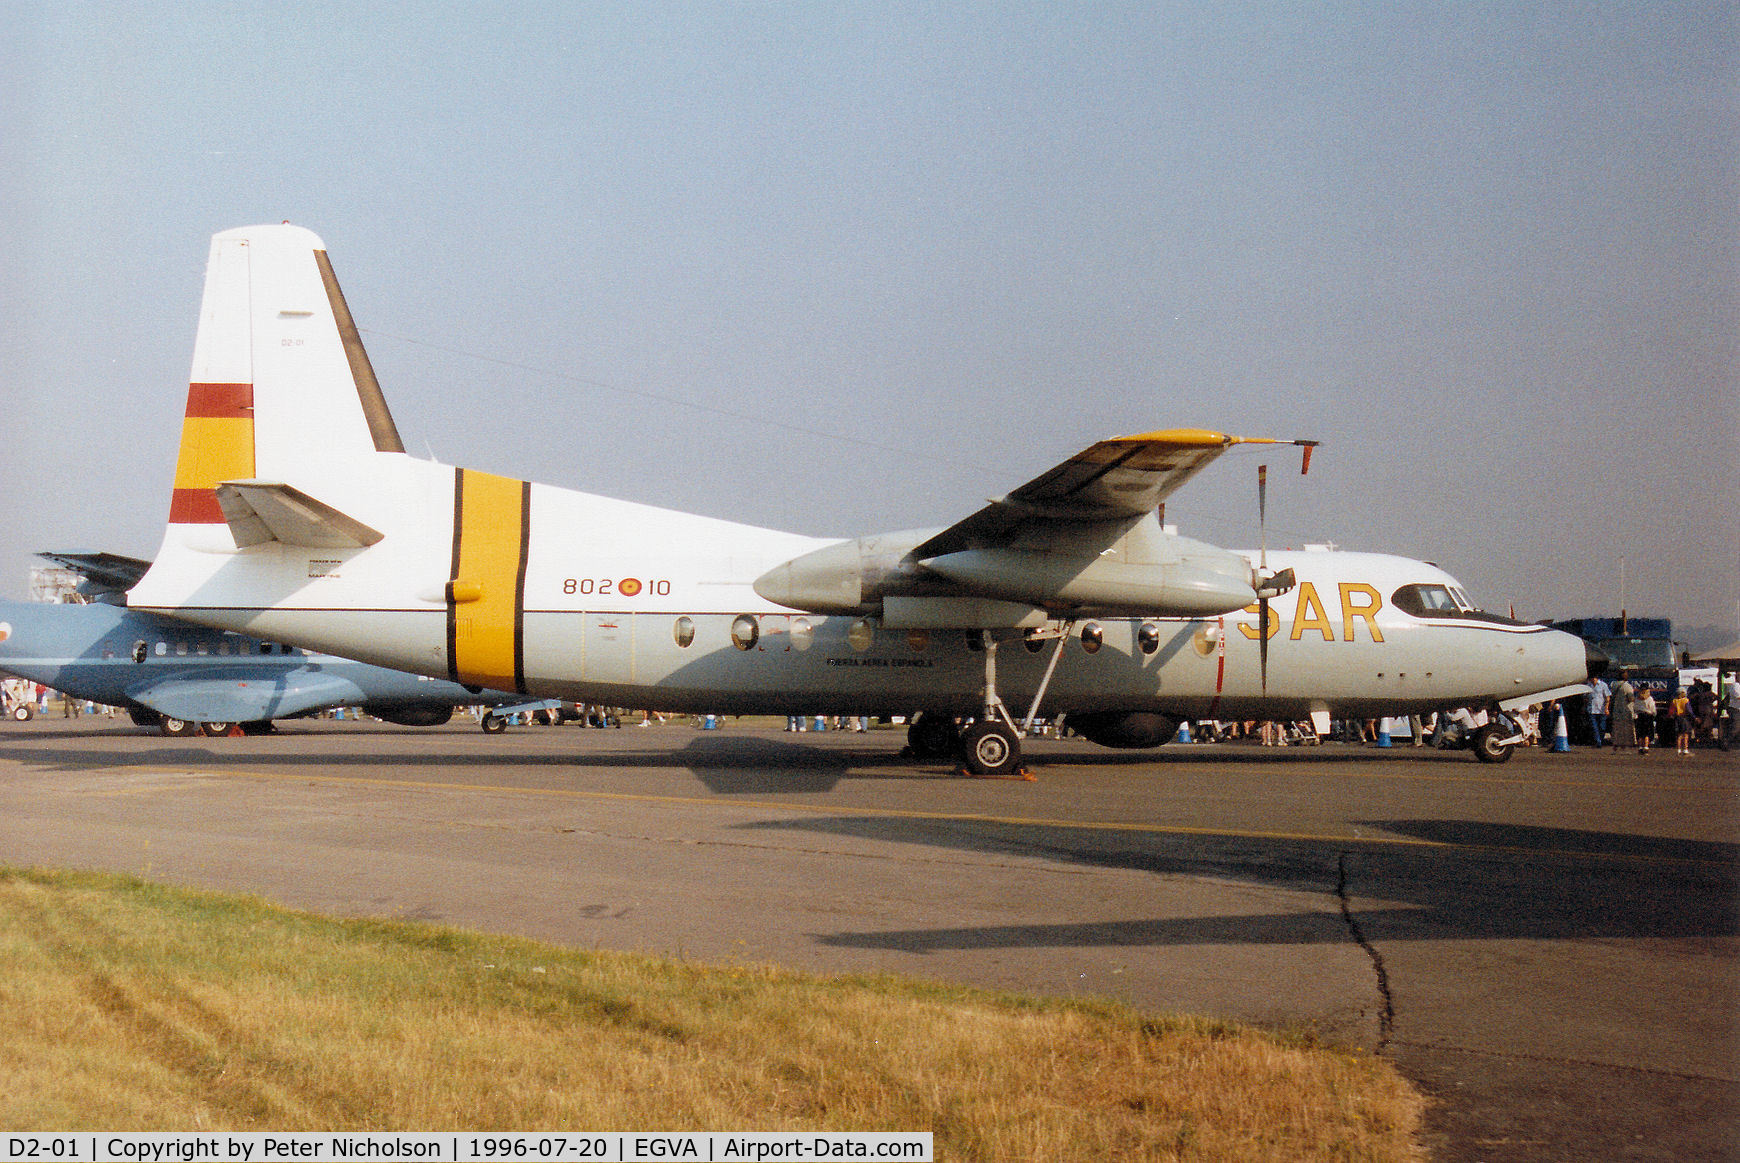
[127,225,1597,773]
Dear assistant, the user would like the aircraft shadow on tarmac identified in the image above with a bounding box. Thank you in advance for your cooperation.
[0,731,932,796]
[736,815,1740,952]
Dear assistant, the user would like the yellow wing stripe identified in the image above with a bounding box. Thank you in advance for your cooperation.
[446,468,530,692]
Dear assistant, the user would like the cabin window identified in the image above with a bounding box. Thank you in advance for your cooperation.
[673,616,696,649]
[196,642,209,655]
[730,614,760,651]
[1138,622,1161,655]
[175,643,188,656]
[133,641,149,663]
[790,618,814,652]
[154,642,166,657]
[848,619,875,653]
[1080,623,1104,654]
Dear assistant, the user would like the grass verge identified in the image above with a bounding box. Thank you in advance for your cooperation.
[0,867,1423,1159]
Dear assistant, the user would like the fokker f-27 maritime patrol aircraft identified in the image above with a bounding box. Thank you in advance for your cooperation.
[0,555,551,735]
[127,225,1601,773]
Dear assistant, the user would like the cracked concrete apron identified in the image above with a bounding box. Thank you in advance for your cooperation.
[0,722,1733,1160]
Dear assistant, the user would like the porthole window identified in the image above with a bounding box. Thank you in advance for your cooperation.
[730,614,760,651]
[133,641,149,663]
[196,642,209,656]
[847,618,875,653]
[175,642,188,656]
[1139,622,1161,655]
[217,642,231,656]
[154,642,167,657]
[1080,622,1104,654]
[673,616,696,649]
[906,629,930,653]
[790,618,814,652]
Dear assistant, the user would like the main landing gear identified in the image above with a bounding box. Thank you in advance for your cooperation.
[909,627,1074,778]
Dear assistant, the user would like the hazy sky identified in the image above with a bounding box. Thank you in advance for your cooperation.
[5,3,1736,635]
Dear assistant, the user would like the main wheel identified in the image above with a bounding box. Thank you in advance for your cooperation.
[1471,724,1515,764]
[907,712,961,760]
[480,714,507,734]
[11,705,34,721]
[201,721,235,737]
[960,720,1022,777]
[160,717,200,737]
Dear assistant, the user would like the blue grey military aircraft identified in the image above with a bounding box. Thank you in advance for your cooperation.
[0,554,549,736]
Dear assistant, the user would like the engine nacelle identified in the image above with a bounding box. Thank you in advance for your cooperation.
[367,705,455,728]
[1067,711,1179,750]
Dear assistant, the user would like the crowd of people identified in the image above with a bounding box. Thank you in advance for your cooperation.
[1588,673,1736,754]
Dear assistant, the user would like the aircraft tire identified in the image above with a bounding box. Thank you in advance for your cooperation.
[161,717,200,737]
[960,720,1022,777]
[10,705,33,722]
[1471,724,1515,764]
[480,714,507,734]
[907,713,960,760]
[201,722,235,737]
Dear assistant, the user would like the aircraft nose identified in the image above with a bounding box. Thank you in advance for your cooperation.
[1585,641,1610,682]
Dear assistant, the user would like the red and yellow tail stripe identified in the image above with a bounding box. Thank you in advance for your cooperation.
[168,382,255,524]
[446,468,531,693]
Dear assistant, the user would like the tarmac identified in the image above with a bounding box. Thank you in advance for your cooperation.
[0,715,1733,1160]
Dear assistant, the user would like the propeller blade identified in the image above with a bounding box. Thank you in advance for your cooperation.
[1259,595,1270,693]
[1258,464,1268,570]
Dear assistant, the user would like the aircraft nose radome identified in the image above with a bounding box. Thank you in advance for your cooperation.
[1586,641,1610,682]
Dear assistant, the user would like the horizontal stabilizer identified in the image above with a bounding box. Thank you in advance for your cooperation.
[215,481,383,549]
[35,551,154,594]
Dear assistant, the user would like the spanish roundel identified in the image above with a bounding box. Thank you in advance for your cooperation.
[618,578,643,598]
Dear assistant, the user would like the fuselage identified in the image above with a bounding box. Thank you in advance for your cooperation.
[129,455,1594,721]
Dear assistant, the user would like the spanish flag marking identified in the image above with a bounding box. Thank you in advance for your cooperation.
[446,468,531,692]
[169,382,254,524]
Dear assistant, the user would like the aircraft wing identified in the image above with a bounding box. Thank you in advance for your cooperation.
[908,429,1315,560]
[756,428,1317,623]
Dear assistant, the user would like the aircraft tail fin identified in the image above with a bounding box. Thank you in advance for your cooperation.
[165,225,405,535]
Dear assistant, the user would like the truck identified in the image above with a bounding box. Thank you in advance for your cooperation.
[1548,617,1691,745]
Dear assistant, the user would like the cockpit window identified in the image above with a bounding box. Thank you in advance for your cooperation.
[1393,583,1531,627]
[1392,584,1463,617]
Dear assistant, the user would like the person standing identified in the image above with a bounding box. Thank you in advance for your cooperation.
[1587,675,1611,746]
[1611,677,1636,751]
[1670,688,1693,755]
[1634,687,1657,754]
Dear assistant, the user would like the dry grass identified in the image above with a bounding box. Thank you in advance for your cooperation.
[0,868,1424,1159]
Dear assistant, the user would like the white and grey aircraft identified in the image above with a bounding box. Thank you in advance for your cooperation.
[125,225,1600,772]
